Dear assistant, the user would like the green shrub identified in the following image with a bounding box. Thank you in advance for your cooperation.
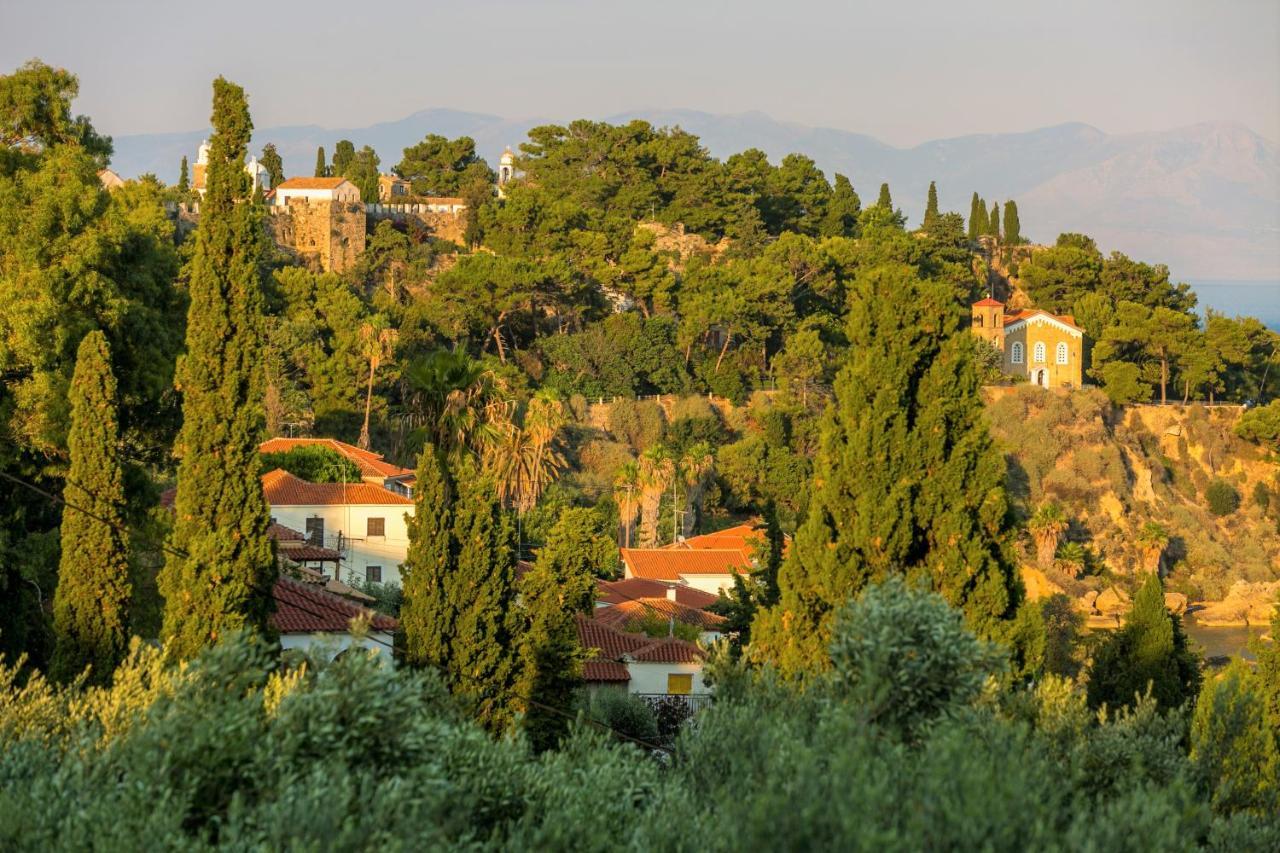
[1206,479,1241,517]
[1234,400,1280,451]
[583,689,659,744]
[259,445,362,483]
[1252,481,1271,511]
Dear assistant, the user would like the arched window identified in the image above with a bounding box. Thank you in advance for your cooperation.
[1010,341,1024,364]
[1033,342,1046,363]
[1056,342,1069,365]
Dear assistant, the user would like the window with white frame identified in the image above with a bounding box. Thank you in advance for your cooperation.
[1056,342,1069,364]
[1010,341,1024,364]
[1033,342,1046,363]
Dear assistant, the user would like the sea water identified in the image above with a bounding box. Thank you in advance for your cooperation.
[1189,280,1280,332]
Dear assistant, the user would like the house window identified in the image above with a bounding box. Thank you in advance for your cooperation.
[667,673,693,695]
[366,565,382,584]
[305,516,324,547]
[1010,342,1024,364]
[1056,342,1069,365]
[1033,342,1046,363]
[367,517,385,537]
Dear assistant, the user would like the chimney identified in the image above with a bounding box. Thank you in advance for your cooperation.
[666,585,677,602]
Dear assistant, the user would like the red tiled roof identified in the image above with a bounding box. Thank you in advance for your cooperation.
[629,637,704,663]
[621,548,751,580]
[596,577,719,609]
[280,544,342,562]
[268,522,305,541]
[574,614,704,666]
[276,177,352,190]
[594,598,726,631]
[261,469,412,506]
[583,660,630,683]
[270,576,397,634]
[1002,309,1083,332]
[972,297,1004,308]
[259,437,413,480]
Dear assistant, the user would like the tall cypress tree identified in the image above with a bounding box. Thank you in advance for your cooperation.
[516,507,598,751]
[260,143,284,190]
[1003,200,1021,244]
[988,201,1001,239]
[447,456,522,729]
[968,192,982,240]
[158,78,275,658]
[400,443,455,669]
[922,181,940,232]
[314,145,327,178]
[50,332,130,685]
[820,173,861,237]
[876,182,893,209]
[178,156,190,195]
[752,264,1021,676]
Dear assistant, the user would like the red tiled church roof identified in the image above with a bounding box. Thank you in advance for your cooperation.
[972,297,1003,308]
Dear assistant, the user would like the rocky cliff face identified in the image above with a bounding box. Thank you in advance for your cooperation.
[986,387,1280,610]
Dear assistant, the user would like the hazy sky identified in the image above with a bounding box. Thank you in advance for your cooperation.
[3,0,1277,144]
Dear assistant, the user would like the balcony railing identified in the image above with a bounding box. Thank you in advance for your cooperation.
[634,693,714,714]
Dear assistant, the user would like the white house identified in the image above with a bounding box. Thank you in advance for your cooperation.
[576,615,709,698]
[259,437,415,492]
[272,576,397,662]
[262,468,412,587]
[272,176,362,205]
[620,547,752,595]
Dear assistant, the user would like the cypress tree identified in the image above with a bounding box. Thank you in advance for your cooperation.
[988,201,1001,240]
[1003,200,1021,244]
[260,143,283,190]
[876,182,893,209]
[922,181,940,232]
[819,173,861,237]
[314,145,327,178]
[1087,572,1200,711]
[158,78,275,658]
[752,264,1021,676]
[332,139,355,177]
[516,507,598,751]
[968,192,982,240]
[178,156,189,195]
[50,331,130,685]
[400,443,455,670]
[447,456,522,729]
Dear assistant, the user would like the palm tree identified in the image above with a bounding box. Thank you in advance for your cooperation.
[1136,522,1170,575]
[398,349,507,460]
[677,441,714,538]
[1028,502,1068,571]
[1054,541,1088,579]
[357,318,397,450]
[485,391,568,516]
[613,461,640,548]
[637,447,674,548]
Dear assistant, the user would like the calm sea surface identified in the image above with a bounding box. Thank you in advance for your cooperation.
[1188,280,1280,332]
[1183,619,1265,661]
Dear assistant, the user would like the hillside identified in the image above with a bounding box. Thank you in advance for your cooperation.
[986,387,1280,619]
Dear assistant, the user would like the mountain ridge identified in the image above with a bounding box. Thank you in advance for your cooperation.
[110,110,1279,281]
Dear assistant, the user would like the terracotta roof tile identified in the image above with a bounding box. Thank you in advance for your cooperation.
[583,660,631,682]
[268,522,305,541]
[261,469,412,506]
[275,177,352,190]
[259,437,413,480]
[270,576,397,634]
[972,297,1004,308]
[1001,308,1083,332]
[594,598,726,631]
[621,548,751,580]
[596,577,719,609]
[629,637,704,663]
[279,544,343,561]
[574,614,705,666]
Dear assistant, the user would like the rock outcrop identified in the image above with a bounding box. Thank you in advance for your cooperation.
[1193,581,1280,627]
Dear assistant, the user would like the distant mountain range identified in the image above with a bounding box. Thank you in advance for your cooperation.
[110,109,1279,281]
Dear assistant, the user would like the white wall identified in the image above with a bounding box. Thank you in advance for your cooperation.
[625,661,707,696]
[276,183,361,205]
[678,573,737,595]
[280,631,395,662]
[270,503,410,586]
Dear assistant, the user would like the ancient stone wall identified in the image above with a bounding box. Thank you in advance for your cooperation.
[266,201,366,273]
[366,203,468,245]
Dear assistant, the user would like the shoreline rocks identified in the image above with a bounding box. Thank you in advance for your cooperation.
[1191,581,1280,628]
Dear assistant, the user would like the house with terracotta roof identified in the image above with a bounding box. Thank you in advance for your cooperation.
[273,176,362,205]
[620,546,752,595]
[575,615,708,698]
[259,437,416,496]
[971,298,1086,388]
[272,576,397,662]
[596,576,719,610]
[262,469,413,587]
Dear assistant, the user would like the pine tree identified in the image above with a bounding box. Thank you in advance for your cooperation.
[819,173,861,237]
[752,264,1021,676]
[178,156,189,195]
[158,78,276,659]
[516,507,597,751]
[399,443,455,669]
[50,331,130,685]
[260,143,283,189]
[1087,572,1201,711]
[968,192,982,240]
[447,456,522,729]
[876,183,893,209]
[922,181,940,232]
[314,146,327,178]
[988,201,1001,240]
[1003,200,1021,244]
